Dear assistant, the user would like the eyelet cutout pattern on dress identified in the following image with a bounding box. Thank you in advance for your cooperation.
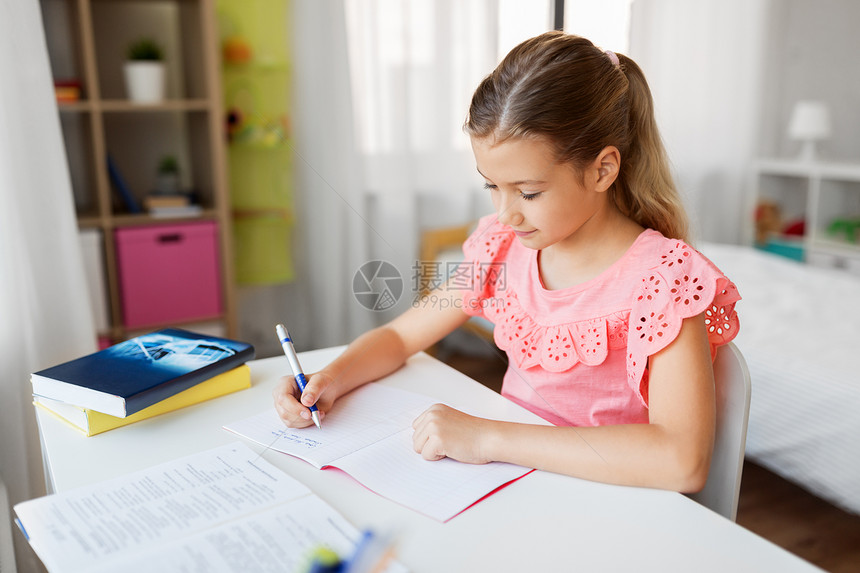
[485,288,622,372]
[704,283,740,352]
[626,241,740,404]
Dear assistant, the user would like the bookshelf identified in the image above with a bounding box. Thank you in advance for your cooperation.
[40,0,236,342]
[747,158,860,273]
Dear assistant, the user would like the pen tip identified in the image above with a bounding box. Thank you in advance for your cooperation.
[312,411,322,430]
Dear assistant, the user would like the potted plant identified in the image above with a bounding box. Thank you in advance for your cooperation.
[124,38,165,103]
[155,155,180,194]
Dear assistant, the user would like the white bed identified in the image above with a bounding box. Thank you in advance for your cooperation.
[700,242,860,515]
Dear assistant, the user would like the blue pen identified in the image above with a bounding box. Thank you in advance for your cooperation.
[344,529,395,573]
[276,323,322,429]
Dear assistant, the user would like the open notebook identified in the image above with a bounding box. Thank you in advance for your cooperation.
[223,383,533,522]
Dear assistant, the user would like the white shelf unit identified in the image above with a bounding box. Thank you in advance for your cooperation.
[748,158,860,273]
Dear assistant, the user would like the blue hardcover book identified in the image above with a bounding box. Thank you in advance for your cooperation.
[107,154,142,214]
[31,329,255,417]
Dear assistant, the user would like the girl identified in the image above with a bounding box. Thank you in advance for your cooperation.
[273,31,740,493]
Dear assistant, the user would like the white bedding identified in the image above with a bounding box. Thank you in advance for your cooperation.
[700,242,860,515]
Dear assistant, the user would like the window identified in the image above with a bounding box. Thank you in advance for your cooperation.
[345,1,554,155]
[563,0,632,53]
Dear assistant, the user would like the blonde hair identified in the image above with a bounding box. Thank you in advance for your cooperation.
[465,31,689,242]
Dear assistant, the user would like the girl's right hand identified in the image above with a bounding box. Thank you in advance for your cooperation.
[272,371,336,428]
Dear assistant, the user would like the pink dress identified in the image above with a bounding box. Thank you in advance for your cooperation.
[460,215,741,427]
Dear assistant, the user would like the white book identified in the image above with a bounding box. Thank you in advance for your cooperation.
[223,382,534,522]
[14,443,403,573]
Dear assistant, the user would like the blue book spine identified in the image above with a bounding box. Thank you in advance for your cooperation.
[107,155,142,214]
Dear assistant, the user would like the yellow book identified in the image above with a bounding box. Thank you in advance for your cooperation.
[34,365,251,437]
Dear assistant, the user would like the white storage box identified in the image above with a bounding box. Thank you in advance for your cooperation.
[78,229,110,332]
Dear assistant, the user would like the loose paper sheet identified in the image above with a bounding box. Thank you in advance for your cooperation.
[14,443,384,573]
[87,496,365,573]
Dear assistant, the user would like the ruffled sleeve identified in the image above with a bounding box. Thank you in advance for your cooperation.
[459,215,515,317]
[626,240,741,406]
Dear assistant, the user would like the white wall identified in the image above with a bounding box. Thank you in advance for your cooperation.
[629,0,769,245]
[759,0,860,161]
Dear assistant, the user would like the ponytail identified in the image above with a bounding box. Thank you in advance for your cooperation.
[613,54,689,242]
[465,32,690,243]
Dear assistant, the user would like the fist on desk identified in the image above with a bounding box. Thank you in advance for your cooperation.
[411,403,494,464]
[272,371,335,428]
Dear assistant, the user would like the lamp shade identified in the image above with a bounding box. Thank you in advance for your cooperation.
[787,100,831,141]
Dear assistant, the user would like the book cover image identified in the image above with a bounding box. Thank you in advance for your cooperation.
[107,330,242,373]
[32,328,254,417]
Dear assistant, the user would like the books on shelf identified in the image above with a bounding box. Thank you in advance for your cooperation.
[144,194,203,218]
[144,194,192,209]
[31,328,254,418]
[106,155,142,214]
[35,364,251,436]
[13,443,406,573]
[148,204,204,218]
[224,379,533,522]
[54,80,81,103]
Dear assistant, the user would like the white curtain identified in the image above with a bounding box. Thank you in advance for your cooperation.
[292,0,552,347]
[628,0,770,244]
[290,0,372,349]
[0,2,96,571]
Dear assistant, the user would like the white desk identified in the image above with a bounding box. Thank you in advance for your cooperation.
[36,348,820,572]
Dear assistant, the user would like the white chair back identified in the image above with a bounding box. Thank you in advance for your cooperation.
[688,342,751,521]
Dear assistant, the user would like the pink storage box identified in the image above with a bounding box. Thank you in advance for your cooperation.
[115,222,222,329]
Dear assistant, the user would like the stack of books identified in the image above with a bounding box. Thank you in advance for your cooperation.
[31,328,255,436]
[144,193,202,218]
[54,80,81,103]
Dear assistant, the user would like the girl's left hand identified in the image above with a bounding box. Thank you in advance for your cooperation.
[411,404,493,464]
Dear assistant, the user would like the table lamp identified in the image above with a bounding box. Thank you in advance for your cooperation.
[787,100,831,162]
